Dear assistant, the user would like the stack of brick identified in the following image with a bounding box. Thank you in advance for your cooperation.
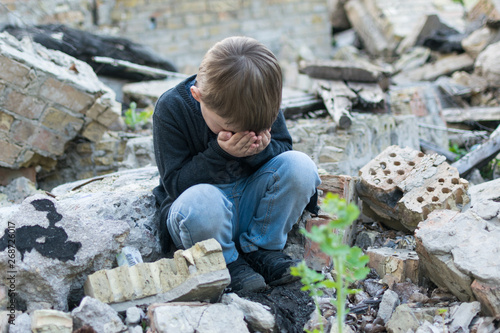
[0,32,121,169]
[356,145,470,231]
[84,239,230,311]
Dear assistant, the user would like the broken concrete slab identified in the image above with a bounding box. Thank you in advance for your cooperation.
[50,166,162,262]
[357,145,470,231]
[467,177,500,225]
[148,302,250,333]
[0,194,129,311]
[31,309,73,333]
[0,32,120,169]
[367,247,419,284]
[84,239,230,312]
[415,206,500,315]
[474,40,500,87]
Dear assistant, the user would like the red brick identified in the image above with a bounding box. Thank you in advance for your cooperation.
[0,56,31,88]
[3,90,46,119]
[471,279,500,317]
[318,174,356,203]
[39,77,95,114]
[304,217,332,271]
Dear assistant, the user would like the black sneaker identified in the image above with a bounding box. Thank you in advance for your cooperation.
[242,249,301,286]
[226,256,266,293]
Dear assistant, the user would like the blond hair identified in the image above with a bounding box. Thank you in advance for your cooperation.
[196,36,282,132]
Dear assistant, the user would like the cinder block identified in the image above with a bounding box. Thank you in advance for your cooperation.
[32,309,72,333]
[84,239,229,307]
[367,247,419,284]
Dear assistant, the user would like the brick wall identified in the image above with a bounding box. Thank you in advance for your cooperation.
[0,0,331,73]
[0,33,121,169]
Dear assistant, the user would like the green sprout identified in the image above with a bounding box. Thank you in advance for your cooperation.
[291,193,370,333]
[124,102,153,130]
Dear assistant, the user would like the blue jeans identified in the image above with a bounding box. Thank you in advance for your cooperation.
[166,151,321,264]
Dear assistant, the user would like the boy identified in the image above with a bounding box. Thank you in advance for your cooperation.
[153,36,320,293]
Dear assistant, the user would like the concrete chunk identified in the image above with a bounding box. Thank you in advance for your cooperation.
[32,309,72,333]
[84,239,230,312]
[367,247,419,284]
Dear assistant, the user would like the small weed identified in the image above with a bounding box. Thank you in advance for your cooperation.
[449,143,468,161]
[291,193,370,333]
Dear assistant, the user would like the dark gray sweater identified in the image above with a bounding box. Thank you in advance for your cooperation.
[152,75,293,231]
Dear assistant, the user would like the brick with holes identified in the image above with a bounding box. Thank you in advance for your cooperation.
[356,145,470,231]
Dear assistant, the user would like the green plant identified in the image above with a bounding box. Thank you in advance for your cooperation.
[291,193,370,333]
[449,143,468,161]
[124,102,153,130]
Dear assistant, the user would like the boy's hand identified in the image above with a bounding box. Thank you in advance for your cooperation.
[218,129,271,158]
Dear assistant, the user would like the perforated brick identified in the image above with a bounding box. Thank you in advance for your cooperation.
[357,145,470,231]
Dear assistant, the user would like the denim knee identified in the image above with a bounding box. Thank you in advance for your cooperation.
[275,150,320,191]
[168,184,233,248]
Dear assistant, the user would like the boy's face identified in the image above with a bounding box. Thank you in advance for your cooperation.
[190,84,239,134]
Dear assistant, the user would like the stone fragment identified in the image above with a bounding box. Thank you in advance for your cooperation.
[0,195,130,310]
[85,239,230,312]
[32,309,73,333]
[475,41,500,87]
[125,306,144,325]
[357,145,470,231]
[120,136,156,170]
[367,247,419,284]
[449,301,481,333]
[415,207,500,315]
[148,302,250,333]
[221,293,275,333]
[71,296,127,333]
[462,26,500,58]
[8,312,31,333]
[468,0,500,25]
[377,289,400,324]
[385,304,438,333]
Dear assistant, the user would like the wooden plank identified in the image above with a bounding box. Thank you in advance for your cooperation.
[442,107,500,123]
[313,80,355,129]
[452,125,500,176]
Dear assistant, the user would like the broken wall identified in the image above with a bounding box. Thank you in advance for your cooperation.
[0,0,331,73]
[0,32,121,170]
